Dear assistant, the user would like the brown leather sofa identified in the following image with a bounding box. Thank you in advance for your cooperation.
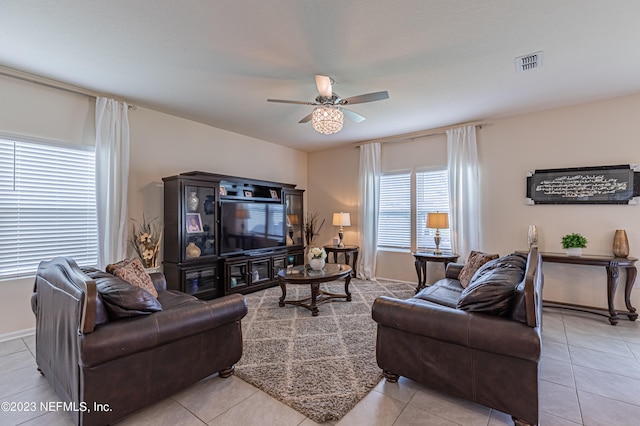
[372,247,543,426]
[31,257,248,426]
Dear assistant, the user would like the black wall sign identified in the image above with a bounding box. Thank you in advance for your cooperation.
[526,164,640,205]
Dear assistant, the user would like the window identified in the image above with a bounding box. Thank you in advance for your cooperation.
[378,172,411,249]
[416,169,451,251]
[0,137,97,279]
[377,168,451,252]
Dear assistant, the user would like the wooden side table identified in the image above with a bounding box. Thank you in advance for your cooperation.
[412,251,459,293]
[324,245,359,277]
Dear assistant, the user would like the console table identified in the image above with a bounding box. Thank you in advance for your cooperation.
[412,251,459,293]
[532,252,638,325]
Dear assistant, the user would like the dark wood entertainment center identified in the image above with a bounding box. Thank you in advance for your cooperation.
[162,171,304,299]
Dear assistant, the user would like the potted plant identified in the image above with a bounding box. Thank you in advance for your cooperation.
[561,233,587,256]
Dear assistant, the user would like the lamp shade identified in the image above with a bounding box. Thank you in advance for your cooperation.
[236,208,251,219]
[312,106,343,135]
[426,212,448,229]
[332,212,351,227]
[286,214,299,226]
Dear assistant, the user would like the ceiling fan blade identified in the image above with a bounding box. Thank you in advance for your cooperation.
[298,112,313,124]
[340,91,389,105]
[267,98,317,105]
[342,108,366,123]
[315,75,333,97]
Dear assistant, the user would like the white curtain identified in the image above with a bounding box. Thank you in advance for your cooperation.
[357,142,381,280]
[95,97,130,269]
[446,125,480,260]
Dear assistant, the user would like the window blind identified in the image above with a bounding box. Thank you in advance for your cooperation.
[0,138,97,279]
[416,169,452,251]
[378,172,411,249]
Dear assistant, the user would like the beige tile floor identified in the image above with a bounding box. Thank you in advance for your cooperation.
[1,308,639,426]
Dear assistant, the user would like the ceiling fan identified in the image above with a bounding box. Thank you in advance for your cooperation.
[267,75,389,134]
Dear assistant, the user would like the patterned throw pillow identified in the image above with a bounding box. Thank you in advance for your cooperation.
[458,251,499,288]
[109,258,159,298]
[105,258,129,274]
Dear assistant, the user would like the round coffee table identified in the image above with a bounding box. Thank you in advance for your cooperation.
[277,263,352,316]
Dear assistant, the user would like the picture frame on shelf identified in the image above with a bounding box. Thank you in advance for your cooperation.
[186,213,203,233]
[219,186,227,196]
[244,190,253,197]
[270,189,279,199]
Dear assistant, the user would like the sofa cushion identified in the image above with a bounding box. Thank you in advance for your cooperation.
[458,251,499,288]
[457,254,526,316]
[415,278,464,308]
[84,269,162,320]
[157,290,199,309]
[109,258,159,298]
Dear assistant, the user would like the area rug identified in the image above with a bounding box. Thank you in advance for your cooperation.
[235,278,415,423]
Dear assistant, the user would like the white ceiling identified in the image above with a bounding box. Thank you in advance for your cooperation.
[2,1,640,152]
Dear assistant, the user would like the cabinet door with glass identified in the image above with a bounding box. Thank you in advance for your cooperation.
[225,259,249,292]
[249,258,272,287]
[182,183,217,261]
[284,189,304,247]
[183,263,220,299]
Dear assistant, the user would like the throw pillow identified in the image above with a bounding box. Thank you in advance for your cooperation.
[458,251,499,288]
[110,258,159,298]
[84,268,162,320]
[105,258,129,274]
[457,254,527,316]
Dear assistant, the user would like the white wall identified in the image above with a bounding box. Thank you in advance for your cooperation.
[480,94,640,310]
[0,75,307,338]
[307,145,360,248]
[307,136,449,283]
[127,106,308,247]
[308,93,640,313]
[0,75,95,339]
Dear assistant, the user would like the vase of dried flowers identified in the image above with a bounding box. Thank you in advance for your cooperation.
[129,215,163,269]
[304,211,325,247]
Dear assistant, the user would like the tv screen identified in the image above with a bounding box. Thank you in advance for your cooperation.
[220,201,286,254]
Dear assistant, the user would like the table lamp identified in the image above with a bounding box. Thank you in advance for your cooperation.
[426,212,449,254]
[332,212,351,247]
[286,214,299,242]
[236,207,250,233]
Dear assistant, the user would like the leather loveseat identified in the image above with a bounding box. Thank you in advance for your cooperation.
[372,246,543,426]
[31,257,248,426]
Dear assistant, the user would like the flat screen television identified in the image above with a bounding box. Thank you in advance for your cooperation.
[220,201,286,255]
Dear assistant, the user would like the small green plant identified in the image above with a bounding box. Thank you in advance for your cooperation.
[561,233,587,249]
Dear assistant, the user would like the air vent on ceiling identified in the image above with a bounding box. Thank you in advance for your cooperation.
[515,51,542,73]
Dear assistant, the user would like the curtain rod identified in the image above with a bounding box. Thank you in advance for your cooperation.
[0,65,136,110]
[354,120,488,147]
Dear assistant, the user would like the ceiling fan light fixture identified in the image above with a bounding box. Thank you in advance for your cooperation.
[312,106,343,134]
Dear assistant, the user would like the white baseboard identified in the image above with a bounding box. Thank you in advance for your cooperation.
[0,328,35,343]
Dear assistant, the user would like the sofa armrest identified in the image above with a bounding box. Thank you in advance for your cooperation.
[149,272,167,293]
[445,263,464,279]
[80,293,248,367]
[372,296,540,362]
